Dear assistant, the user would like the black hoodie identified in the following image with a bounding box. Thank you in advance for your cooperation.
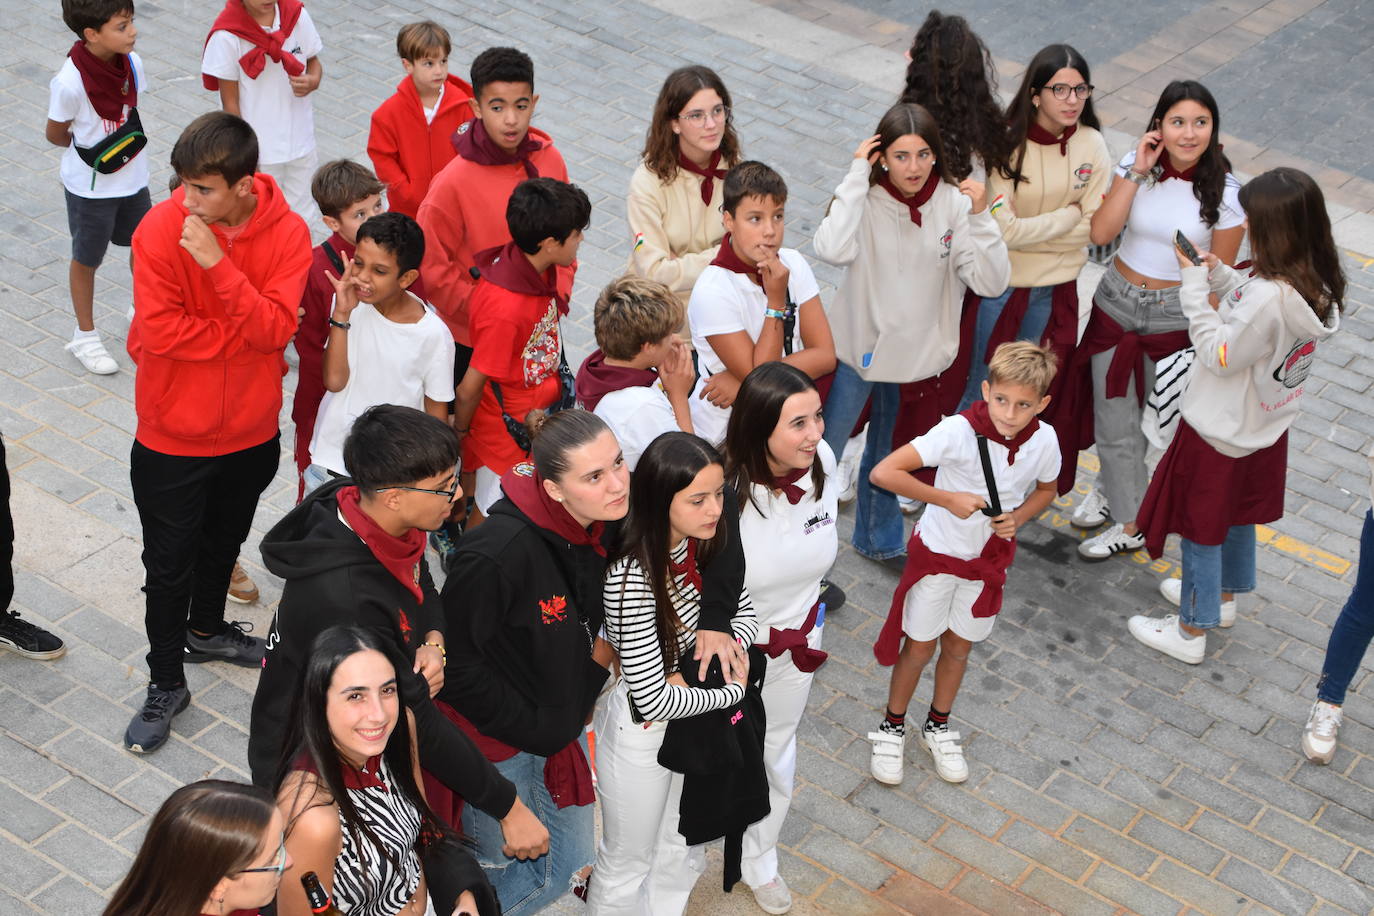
[248,479,516,819]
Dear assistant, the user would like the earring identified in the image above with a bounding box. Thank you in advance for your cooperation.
[881,163,889,172]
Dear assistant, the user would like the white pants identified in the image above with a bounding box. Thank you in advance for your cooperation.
[260,150,320,235]
[474,466,503,516]
[740,635,817,887]
[588,680,705,916]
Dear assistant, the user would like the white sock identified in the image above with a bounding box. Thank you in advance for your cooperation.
[72,327,98,341]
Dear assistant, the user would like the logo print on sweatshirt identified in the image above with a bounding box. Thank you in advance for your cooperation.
[540,595,568,625]
[513,461,535,477]
[803,510,835,535]
[398,608,413,642]
[457,121,472,135]
[1273,339,1317,389]
[1074,163,1094,183]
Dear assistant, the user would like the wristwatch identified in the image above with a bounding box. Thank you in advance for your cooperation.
[329,317,351,330]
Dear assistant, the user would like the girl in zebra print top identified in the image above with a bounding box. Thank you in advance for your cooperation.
[274,627,490,916]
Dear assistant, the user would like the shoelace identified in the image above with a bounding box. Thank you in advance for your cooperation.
[220,620,256,648]
[140,687,181,721]
[1,611,44,637]
[1311,704,1342,737]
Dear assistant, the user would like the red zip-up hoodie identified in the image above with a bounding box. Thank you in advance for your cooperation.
[415,126,570,347]
[367,73,475,218]
[128,174,312,457]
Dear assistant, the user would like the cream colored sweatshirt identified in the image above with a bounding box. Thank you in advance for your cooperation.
[812,157,1010,384]
[986,126,1112,289]
[625,161,726,310]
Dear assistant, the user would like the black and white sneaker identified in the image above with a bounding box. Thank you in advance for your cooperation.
[1070,488,1110,529]
[0,611,66,660]
[185,620,265,667]
[1077,523,1145,561]
[819,579,846,613]
[124,683,190,754]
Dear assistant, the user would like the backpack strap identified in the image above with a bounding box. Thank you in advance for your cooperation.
[976,435,1003,517]
[321,240,345,276]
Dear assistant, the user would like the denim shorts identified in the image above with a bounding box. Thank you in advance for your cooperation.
[65,186,152,268]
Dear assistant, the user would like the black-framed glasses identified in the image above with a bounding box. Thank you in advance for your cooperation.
[1046,83,1093,100]
[238,839,287,876]
[375,480,461,501]
[677,104,729,126]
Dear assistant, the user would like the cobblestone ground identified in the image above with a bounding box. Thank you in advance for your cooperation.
[2,1,1373,914]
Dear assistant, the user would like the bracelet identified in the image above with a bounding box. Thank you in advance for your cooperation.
[763,308,786,320]
[422,641,447,664]
[1122,168,1151,186]
[329,317,351,330]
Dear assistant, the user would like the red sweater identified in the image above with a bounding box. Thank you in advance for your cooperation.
[367,74,475,218]
[415,127,570,346]
[129,175,311,456]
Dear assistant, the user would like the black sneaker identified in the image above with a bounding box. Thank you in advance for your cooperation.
[819,579,847,613]
[124,683,190,754]
[185,620,265,667]
[0,611,66,660]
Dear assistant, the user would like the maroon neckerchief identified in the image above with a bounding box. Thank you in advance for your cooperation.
[959,399,1039,466]
[336,485,426,604]
[575,349,658,412]
[68,41,136,123]
[201,0,305,91]
[475,240,568,316]
[669,539,703,593]
[678,149,726,205]
[1026,120,1077,156]
[762,599,828,673]
[452,117,540,178]
[709,234,761,285]
[500,463,607,557]
[878,169,939,226]
[293,749,387,791]
[1156,149,1197,182]
[769,466,808,505]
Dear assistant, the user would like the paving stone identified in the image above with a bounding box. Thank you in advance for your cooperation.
[931,823,1030,885]
[33,825,131,891]
[1145,860,1248,916]
[998,820,1093,881]
[1128,813,1225,874]
[1063,816,1158,877]
[951,871,1054,916]
[1017,868,1116,916]
[1166,768,1262,825]
[1253,808,1354,869]
[977,773,1072,831]
[852,781,944,842]
[1279,854,1374,914]
[29,876,107,915]
[796,827,894,892]
[1044,773,1137,831]
[41,778,142,838]
[0,734,67,795]
[862,826,963,888]
[1084,862,1186,916]
[1217,858,1316,915]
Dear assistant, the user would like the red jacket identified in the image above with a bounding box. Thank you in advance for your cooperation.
[367,74,474,218]
[415,127,571,346]
[291,232,354,479]
[129,175,312,456]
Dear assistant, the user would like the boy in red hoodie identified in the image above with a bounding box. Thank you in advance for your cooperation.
[124,111,311,755]
[454,178,590,527]
[366,21,473,218]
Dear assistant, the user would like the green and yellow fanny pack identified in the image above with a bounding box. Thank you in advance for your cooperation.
[75,108,147,190]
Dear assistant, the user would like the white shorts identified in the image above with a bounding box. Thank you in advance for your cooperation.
[901,573,997,643]
[474,466,503,515]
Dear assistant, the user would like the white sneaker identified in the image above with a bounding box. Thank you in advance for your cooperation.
[898,494,924,515]
[1071,488,1110,529]
[1302,700,1342,765]
[837,430,866,504]
[1159,577,1235,627]
[1078,523,1145,560]
[922,726,969,783]
[749,875,793,915]
[1127,614,1205,664]
[868,729,905,785]
[66,334,118,375]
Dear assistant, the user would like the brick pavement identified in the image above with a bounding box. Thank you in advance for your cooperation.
[1,0,1373,914]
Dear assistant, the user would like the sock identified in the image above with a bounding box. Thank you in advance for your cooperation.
[72,327,98,341]
[1176,620,1202,641]
[880,708,905,735]
[925,707,950,731]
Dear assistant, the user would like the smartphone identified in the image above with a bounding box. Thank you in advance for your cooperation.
[1175,230,1202,266]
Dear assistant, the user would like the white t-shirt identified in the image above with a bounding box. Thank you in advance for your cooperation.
[593,384,679,471]
[310,300,455,475]
[47,52,149,198]
[739,440,839,636]
[687,247,820,444]
[1114,151,1244,282]
[911,415,1061,560]
[201,7,322,164]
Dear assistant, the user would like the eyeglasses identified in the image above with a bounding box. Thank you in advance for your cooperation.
[238,839,287,876]
[677,104,729,127]
[1045,83,1094,100]
[375,480,461,502]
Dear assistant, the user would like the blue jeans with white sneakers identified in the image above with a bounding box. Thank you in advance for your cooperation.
[1178,526,1256,629]
[821,362,906,560]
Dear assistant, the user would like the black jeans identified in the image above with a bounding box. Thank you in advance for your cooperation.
[1,434,13,614]
[130,435,279,687]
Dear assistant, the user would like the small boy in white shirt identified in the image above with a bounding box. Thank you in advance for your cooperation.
[867,342,1061,787]
[201,0,322,225]
[687,161,836,445]
[574,276,696,470]
[306,212,454,491]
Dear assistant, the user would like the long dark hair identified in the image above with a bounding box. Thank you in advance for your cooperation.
[103,780,276,916]
[899,10,1013,180]
[275,627,448,884]
[1005,44,1101,187]
[868,103,953,188]
[614,432,728,673]
[1147,80,1232,227]
[642,65,742,183]
[724,362,825,514]
[1240,168,1345,323]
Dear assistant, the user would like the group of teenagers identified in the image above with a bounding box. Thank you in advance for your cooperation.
[28,1,1372,915]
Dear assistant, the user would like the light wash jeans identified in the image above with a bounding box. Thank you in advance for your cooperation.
[821,362,906,559]
[1179,526,1256,629]
[957,285,1055,412]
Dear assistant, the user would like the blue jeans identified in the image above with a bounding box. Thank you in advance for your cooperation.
[461,740,596,914]
[821,362,906,559]
[957,285,1054,412]
[1178,526,1256,629]
[1318,510,1374,705]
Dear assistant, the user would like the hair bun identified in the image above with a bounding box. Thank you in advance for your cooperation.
[525,409,551,440]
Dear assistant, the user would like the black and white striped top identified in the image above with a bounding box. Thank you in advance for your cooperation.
[330,756,423,916]
[604,539,758,722]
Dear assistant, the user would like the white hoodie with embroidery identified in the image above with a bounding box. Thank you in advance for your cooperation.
[1178,262,1339,458]
[812,157,1010,384]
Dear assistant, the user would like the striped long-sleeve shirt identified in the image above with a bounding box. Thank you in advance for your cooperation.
[603,539,758,722]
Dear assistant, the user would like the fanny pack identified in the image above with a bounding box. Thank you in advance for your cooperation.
[75,108,147,190]
[490,350,577,454]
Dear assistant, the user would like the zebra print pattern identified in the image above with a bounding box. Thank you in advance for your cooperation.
[330,756,424,916]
